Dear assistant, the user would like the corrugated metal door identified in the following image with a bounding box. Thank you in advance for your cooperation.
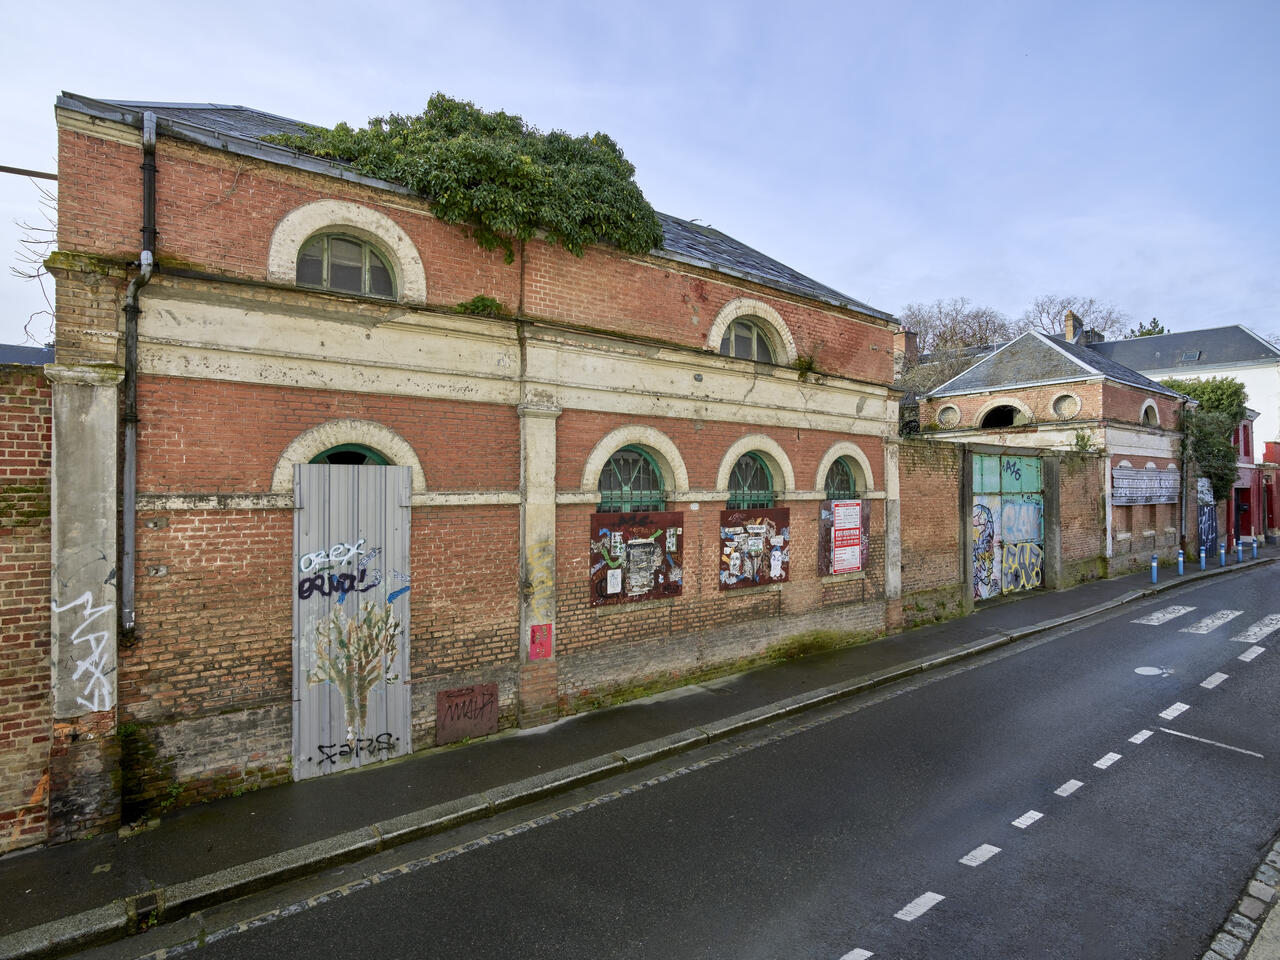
[973,454,1044,598]
[293,464,412,780]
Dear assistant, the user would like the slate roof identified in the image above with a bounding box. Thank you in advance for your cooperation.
[928,331,1182,399]
[0,344,53,366]
[1088,325,1280,373]
[57,93,893,322]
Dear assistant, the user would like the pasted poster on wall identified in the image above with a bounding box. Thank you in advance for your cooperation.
[1112,466,1179,505]
[589,511,684,606]
[818,500,866,575]
[1197,477,1218,555]
[721,507,790,590]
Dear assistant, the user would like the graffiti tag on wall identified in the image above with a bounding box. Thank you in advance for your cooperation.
[972,500,999,600]
[51,592,115,712]
[589,511,684,606]
[720,508,790,590]
[435,683,499,745]
[1002,541,1044,591]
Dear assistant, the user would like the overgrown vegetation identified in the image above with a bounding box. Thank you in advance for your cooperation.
[453,295,507,318]
[1162,376,1248,502]
[265,94,665,264]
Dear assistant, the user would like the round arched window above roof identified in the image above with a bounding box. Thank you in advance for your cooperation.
[297,234,395,298]
[1052,393,1080,420]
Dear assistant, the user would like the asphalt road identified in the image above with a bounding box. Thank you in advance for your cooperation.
[82,566,1280,960]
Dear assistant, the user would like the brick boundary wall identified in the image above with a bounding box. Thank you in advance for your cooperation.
[0,366,53,853]
[898,439,966,628]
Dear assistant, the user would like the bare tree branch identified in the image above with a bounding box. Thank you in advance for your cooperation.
[10,178,57,344]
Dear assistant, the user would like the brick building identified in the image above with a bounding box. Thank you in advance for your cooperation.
[23,92,908,844]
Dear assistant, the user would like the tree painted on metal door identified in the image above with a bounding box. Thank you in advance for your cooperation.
[293,464,412,780]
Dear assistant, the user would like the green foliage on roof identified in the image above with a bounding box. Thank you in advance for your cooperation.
[1161,376,1249,502]
[264,94,664,264]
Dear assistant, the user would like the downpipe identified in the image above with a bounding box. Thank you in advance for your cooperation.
[121,111,156,634]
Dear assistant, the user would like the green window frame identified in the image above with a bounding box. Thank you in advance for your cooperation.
[824,458,858,499]
[310,443,388,466]
[598,446,665,513]
[719,318,775,363]
[727,452,774,509]
[296,234,395,299]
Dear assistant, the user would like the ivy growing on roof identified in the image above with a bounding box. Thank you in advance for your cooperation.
[265,93,664,264]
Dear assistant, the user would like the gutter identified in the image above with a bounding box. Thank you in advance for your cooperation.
[121,111,156,633]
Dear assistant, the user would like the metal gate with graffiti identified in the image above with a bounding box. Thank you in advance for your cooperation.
[293,464,412,780]
[972,454,1043,599]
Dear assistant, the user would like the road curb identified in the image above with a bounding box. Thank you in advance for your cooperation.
[3,556,1273,960]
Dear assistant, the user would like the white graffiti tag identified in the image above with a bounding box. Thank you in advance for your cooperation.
[298,539,367,573]
[51,592,116,712]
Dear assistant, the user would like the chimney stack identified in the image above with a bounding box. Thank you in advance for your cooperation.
[893,328,918,378]
[1063,309,1079,342]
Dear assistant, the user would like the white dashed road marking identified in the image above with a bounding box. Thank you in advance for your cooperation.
[1201,672,1229,689]
[1094,752,1122,769]
[1158,727,1264,758]
[959,844,1002,867]
[1012,810,1043,829]
[1132,605,1196,625]
[1227,614,1280,644]
[839,950,874,960]
[1129,730,1153,744]
[1181,610,1243,633]
[1055,779,1084,797]
[1159,702,1190,720]
[1239,646,1266,662]
[895,892,945,921]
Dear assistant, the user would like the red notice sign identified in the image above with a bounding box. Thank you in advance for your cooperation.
[831,500,863,574]
[529,623,553,660]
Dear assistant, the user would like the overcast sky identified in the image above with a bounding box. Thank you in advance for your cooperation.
[1,0,1276,347]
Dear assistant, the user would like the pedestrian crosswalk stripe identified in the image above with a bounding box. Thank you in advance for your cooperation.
[1227,614,1280,644]
[895,892,945,921]
[1239,646,1266,662]
[1132,605,1196,625]
[1181,610,1243,633]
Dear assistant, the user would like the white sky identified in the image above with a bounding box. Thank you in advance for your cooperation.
[1,0,1277,346]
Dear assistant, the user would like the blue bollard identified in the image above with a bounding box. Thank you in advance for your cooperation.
[1238,540,1244,562]
[1178,549,1184,575]
[1199,546,1206,570]
[1253,537,1259,559]
[1151,553,1158,584]
[1220,544,1227,567]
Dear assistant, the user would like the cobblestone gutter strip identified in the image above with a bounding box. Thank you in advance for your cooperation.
[1201,837,1280,960]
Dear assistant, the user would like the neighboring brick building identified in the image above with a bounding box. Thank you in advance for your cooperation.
[917,323,1189,577]
[27,92,907,840]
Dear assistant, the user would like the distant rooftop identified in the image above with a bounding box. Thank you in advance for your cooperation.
[57,93,894,322]
[0,343,53,366]
[1089,325,1280,372]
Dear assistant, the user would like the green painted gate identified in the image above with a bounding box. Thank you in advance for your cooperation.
[972,454,1043,599]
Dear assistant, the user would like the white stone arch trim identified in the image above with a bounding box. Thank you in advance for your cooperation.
[975,396,1034,427]
[1139,399,1160,427]
[706,297,798,365]
[814,442,877,493]
[716,434,797,494]
[271,419,427,493]
[267,199,428,305]
[580,425,690,493]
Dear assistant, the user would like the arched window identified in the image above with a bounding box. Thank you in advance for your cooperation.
[824,458,859,499]
[1141,401,1159,427]
[310,443,388,466]
[297,234,395,298]
[598,446,665,513]
[980,405,1027,428]
[719,318,775,363]
[728,453,775,509]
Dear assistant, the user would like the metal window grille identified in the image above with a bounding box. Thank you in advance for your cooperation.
[728,453,774,509]
[824,458,858,499]
[310,443,388,466]
[598,447,665,513]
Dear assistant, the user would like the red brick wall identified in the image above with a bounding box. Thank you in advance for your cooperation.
[137,376,519,493]
[1059,452,1106,583]
[898,439,965,624]
[57,126,892,383]
[0,367,52,853]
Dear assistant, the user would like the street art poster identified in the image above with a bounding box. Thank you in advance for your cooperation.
[721,507,790,590]
[972,496,1000,600]
[589,511,684,606]
[1197,477,1218,555]
[819,500,866,575]
[1112,466,1179,505]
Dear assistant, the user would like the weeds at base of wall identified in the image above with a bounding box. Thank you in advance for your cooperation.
[901,586,965,630]
[561,628,881,715]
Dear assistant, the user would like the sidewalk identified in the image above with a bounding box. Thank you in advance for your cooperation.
[2,548,1278,960]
